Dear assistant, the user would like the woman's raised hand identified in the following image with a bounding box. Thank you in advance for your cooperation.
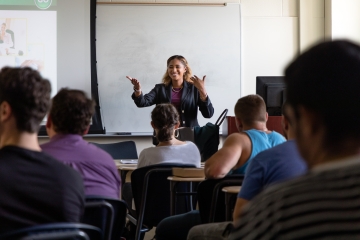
[126,76,141,90]
[126,76,142,96]
[190,75,208,101]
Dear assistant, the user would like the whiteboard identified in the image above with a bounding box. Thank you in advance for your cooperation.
[96,3,241,134]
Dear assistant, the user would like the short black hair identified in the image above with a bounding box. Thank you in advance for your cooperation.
[50,88,95,135]
[285,40,360,147]
[0,67,51,133]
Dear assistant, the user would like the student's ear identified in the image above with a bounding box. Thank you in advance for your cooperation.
[150,121,155,129]
[281,115,289,139]
[0,101,12,122]
[46,115,52,129]
[83,125,90,135]
[265,112,268,122]
[298,106,322,137]
[235,117,243,132]
[174,121,180,130]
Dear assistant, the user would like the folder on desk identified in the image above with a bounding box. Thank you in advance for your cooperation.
[119,159,138,164]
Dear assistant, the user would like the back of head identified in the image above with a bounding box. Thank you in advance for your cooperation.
[0,67,51,133]
[151,103,179,142]
[285,40,360,147]
[50,88,95,135]
[234,94,267,125]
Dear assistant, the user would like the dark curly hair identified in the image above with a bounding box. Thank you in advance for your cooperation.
[50,88,95,135]
[151,104,179,142]
[0,67,51,133]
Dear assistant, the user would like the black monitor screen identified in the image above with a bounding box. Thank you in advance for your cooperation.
[256,76,286,116]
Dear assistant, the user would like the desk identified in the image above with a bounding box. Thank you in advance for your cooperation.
[222,186,241,221]
[115,162,137,185]
[167,176,205,215]
[116,162,205,184]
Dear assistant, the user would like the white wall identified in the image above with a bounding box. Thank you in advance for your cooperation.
[299,0,325,51]
[325,0,360,44]
[241,0,299,96]
[40,0,326,154]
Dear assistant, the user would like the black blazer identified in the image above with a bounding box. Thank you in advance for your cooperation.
[131,81,214,127]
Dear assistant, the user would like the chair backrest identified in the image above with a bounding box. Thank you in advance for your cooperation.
[197,175,244,223]
[0,223,102,240]
[83,196,128,240]
[131,163,196,228]
[91,141,138,159]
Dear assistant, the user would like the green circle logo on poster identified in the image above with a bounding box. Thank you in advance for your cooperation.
[34,0,52,10]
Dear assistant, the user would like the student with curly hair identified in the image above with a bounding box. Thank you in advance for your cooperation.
[137,103,201,168]
[41,88,120,199]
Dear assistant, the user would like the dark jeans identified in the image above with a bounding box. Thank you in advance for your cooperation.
[155,210,202,240]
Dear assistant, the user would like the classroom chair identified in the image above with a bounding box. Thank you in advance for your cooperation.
[128,163,197,240]
[82,196,128,240]
[0,223,102,240]
[91,141,138,159]
[197,175,244,223]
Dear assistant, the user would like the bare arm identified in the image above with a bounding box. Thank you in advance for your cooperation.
[204,133,251,179]
[232,198,249,224]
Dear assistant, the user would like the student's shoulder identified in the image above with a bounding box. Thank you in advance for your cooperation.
[86,142,114,160]
[224,132,251,146]
[269,130,286,141]
[139,146,159,156]
[184,141,198,148]
[38,151,82,180]
[256,140,293,158]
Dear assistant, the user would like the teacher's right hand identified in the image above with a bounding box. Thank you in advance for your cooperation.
[126,76,142,96]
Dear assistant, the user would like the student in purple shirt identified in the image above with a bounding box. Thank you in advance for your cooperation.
[41,88,121,199]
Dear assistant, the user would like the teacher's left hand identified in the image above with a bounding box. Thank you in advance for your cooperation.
[190,75,208,100]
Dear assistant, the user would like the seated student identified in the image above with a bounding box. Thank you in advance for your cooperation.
[121,103,201,219]
[137,103,201,168]
[155,95,285,240]
[187,103,308,239]
[0,67,84,234]
[229,40,360,240]
[41,88,120,199]
[205,94,285,178]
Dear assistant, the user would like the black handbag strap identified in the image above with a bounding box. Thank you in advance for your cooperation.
[215,109,228,126]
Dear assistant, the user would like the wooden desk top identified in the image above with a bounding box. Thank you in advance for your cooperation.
[167,176,205,182]
[115,161,204,171]
[115,161,137,170]
[222,186,241,194]
[117,165,137,171]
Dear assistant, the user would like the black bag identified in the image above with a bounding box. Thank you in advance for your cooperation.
[176,109,228,161]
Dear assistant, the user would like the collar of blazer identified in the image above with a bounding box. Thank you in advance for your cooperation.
[165,80,192,103]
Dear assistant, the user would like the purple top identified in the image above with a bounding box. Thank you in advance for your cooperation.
[171,88,183,113]
[41,134,120,199]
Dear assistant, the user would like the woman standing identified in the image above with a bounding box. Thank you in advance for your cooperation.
[127,55,214,128]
